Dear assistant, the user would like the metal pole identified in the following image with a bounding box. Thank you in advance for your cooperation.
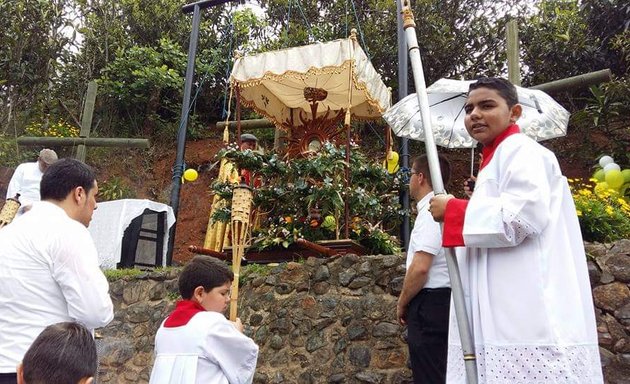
[400,1,478,382]
[167,0,233,265]
[396,0,410,251]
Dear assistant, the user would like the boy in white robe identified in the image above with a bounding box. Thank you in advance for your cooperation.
[149,255,258,384]
[429,77,603,383]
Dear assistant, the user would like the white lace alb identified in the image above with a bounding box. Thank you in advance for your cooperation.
[447,344,603,384]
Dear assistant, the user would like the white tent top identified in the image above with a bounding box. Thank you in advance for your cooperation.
[230,36,391,129]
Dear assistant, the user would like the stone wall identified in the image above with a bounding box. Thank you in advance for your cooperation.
[97,241,630,383]
[586,240,630,384]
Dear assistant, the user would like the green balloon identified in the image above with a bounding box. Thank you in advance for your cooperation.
[321,215,336,230]
[605,169,624,189]
[593,169,605,182]
[622,169,630,183]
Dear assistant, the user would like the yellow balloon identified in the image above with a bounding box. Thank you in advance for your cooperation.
[383,151,400,174]
[593,169,605,182]
[605,169,624,189]
[183,168,198,182]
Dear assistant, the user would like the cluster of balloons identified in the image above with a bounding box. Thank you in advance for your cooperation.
[593,155,630,194]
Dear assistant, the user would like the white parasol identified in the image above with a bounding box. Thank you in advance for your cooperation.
[383,78,570,149]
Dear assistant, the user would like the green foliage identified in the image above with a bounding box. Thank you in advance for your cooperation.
[521,0,630,86]
[98,176,136,201]
[210,205,232,224]
[256,0,524,89]
[0,135,34,168]
[215,142,402,254]
[166,291,181,301]
[570,79,630,156]
[0,0,77,136]
[240,263,274,285]
[570,179,630,243]
[103,267,145,280]
[520,1,597,85]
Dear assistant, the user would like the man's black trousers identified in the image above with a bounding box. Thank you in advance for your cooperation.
[406,287,451,384]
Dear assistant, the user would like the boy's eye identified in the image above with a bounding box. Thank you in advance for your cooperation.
[464,105,473,114]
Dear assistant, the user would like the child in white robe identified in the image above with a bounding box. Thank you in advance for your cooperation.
[149,255,258,384]
[429,77,603,384]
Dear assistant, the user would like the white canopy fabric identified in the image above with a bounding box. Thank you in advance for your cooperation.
[230,37,391,129]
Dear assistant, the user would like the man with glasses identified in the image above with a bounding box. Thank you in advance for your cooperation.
[397,154,452,383]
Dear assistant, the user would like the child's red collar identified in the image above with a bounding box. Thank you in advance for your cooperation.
[163,300,206,327]
[480,124,520,170]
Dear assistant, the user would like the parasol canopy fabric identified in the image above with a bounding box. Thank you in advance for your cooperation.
[383,78,571,148]
[230,37,391,129]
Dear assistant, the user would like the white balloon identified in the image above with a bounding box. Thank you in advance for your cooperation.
[603,163,621,173]
[599,155,614,168]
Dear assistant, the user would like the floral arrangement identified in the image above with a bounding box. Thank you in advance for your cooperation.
[569,155,630,242]
[211,141,402,255]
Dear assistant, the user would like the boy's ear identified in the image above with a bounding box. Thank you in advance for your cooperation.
[510,104,523,123]
[17,363,24,384]
[192,286,206,301]
[79,376,94,384]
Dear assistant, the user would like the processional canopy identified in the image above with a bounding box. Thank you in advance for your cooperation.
[229,34,391,133]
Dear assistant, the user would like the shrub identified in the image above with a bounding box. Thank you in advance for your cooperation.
[570,179,630,243]
[212,142,402,255]
[98,177,136,201]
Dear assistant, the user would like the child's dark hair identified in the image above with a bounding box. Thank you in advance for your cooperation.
[178,255,234,299]
[469,77,519,107]
[21,322,96,384]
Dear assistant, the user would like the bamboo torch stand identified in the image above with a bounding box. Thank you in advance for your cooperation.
[229,183,253,321]
[0,194,21,230]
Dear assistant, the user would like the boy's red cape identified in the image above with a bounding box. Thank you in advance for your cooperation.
[164,300,205,327]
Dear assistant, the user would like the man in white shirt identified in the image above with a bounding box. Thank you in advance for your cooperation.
[0,158,114,384]
[6,148,58,215]
[397,154,451,383]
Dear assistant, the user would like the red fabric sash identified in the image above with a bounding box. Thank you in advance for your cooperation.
[479,124,520,170]
[163,300,205,327]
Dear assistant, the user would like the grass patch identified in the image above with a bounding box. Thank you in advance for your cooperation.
[104,268,145,281]
[240,263,276,286]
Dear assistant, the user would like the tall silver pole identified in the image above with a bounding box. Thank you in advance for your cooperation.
[396,0,410,251]
[399,2,478,382]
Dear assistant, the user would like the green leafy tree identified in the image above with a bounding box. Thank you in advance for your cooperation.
[0,0,76,136]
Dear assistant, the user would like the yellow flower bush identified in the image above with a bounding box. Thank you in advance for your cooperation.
[569,178,630,242]
[25,119,80,138]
